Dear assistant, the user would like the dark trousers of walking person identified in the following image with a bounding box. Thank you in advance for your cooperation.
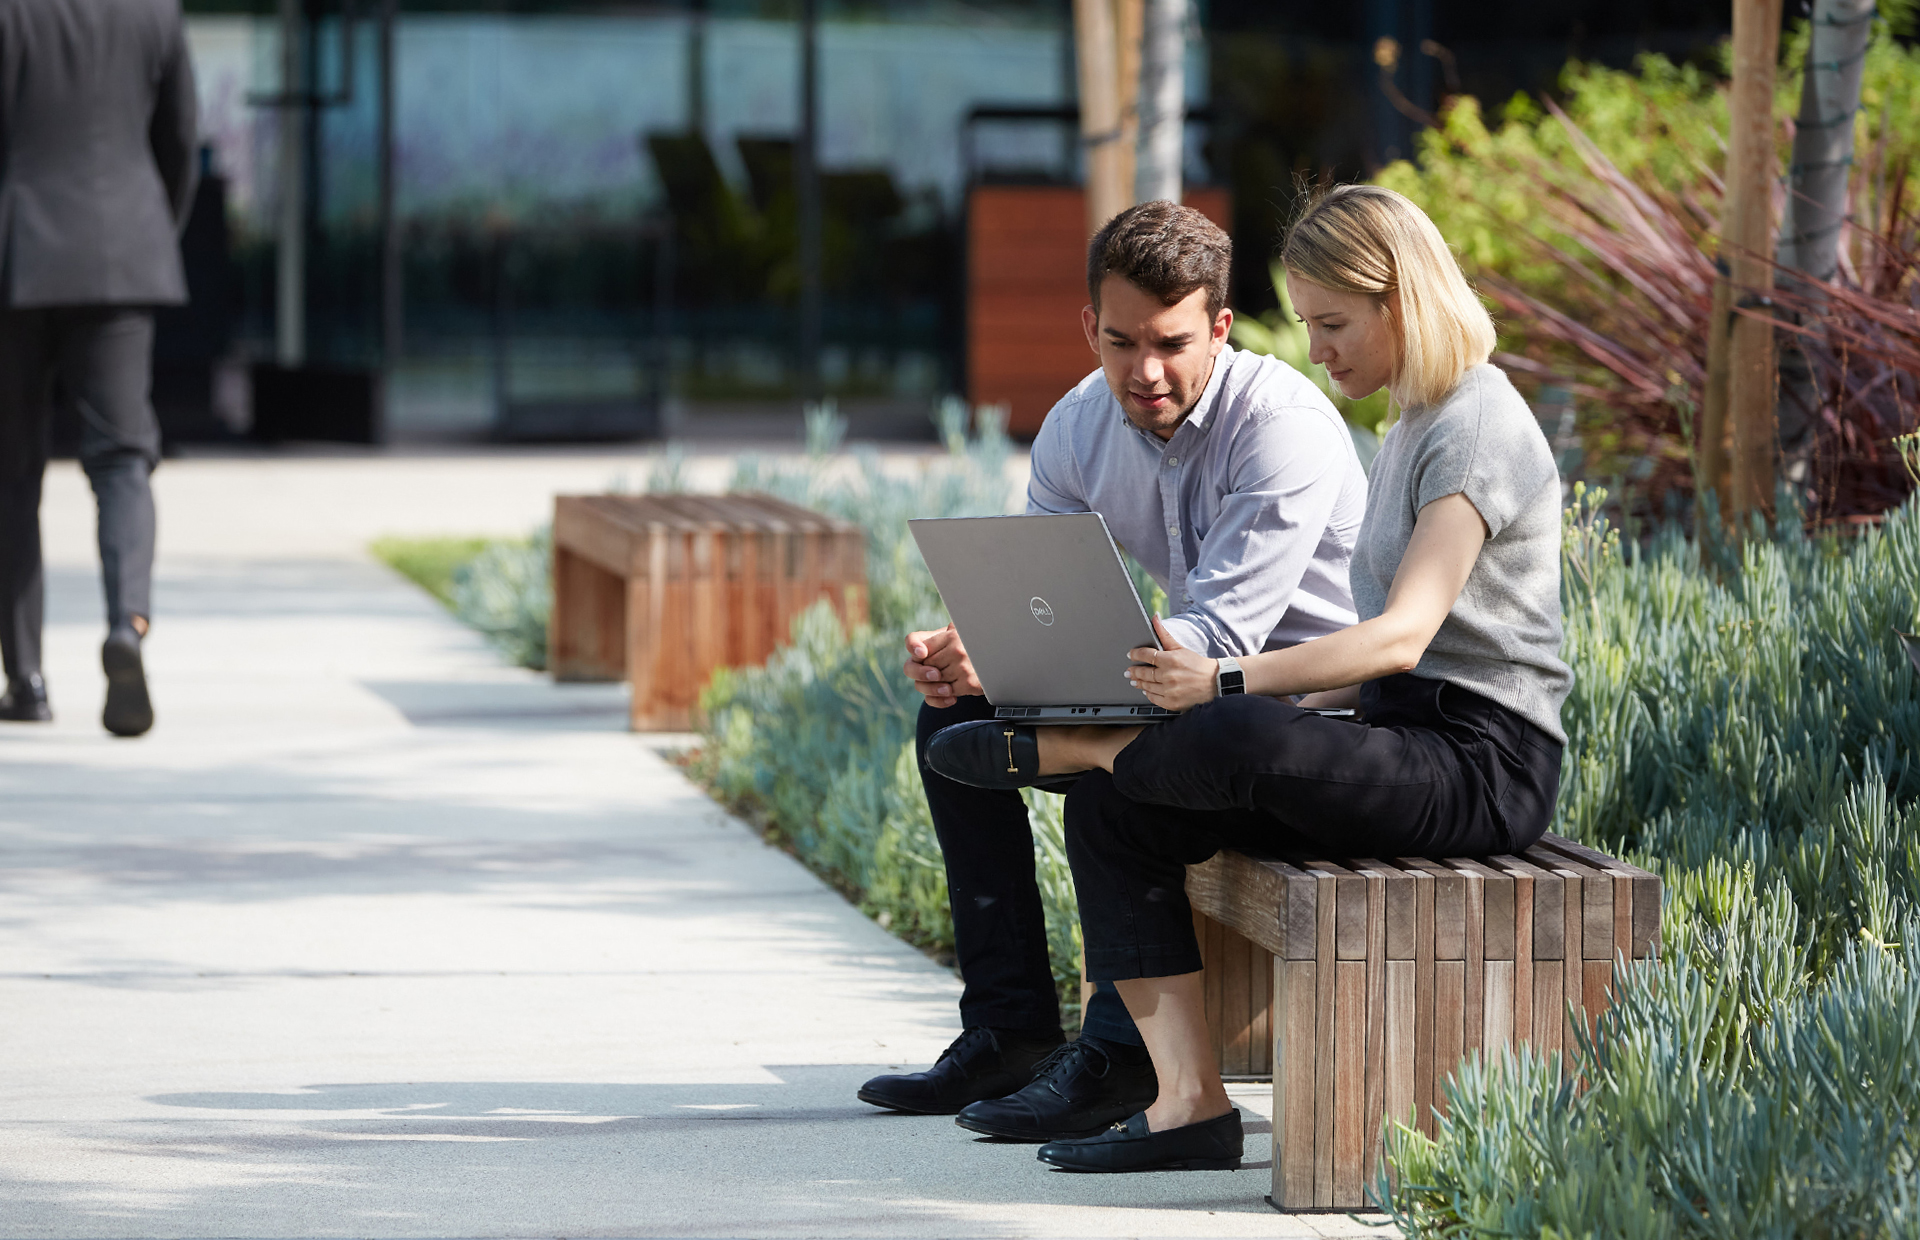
[917,693,1143,1047]
[0,307,161,694]
[1065,674,1564,985]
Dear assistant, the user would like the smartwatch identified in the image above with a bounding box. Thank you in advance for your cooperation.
[1215,656,1246,697]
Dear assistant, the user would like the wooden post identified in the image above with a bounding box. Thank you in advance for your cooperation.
[1074,0,1143,237]
[1724,0,1784,524]
[1699,277,1734,511]
[1113,0,1143,209]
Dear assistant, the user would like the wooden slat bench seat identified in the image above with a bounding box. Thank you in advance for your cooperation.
[1181,834,1660,1210]
[550,492,866,730]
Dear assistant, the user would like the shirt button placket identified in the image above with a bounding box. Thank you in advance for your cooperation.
[1162,443,1183,600]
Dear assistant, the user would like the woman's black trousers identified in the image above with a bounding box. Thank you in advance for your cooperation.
[1068,673,1564,984]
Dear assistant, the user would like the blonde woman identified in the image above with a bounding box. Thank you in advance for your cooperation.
[925,184,1572,1172]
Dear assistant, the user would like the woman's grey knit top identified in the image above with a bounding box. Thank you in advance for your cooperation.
[1350,363,1573,744]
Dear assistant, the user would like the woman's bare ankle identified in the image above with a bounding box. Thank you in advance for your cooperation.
[1143,1091,1234,1132]
[1035,724,1145,777]
[1035,726,1091,776]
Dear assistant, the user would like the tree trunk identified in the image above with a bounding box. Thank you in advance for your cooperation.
[1135,0,1185,206]
[1776,0,1875,478]
[1705,0,1783,527]
[1114,0,1142,209]
[1075,0,1143,236]
[1780,0,1874,281]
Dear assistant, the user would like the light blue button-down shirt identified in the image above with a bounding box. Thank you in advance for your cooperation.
[1026,344,1366,657]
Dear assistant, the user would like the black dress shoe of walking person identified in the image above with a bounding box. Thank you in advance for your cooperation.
[101,627,153,738]
[857,1025,1064,1116]
[1036,1108,1243,1173]
[924,719,1047,790]
[0,673,51,722]
[955,1038,1159,1141]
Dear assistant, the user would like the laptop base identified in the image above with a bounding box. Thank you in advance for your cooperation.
[995,704,1175,725]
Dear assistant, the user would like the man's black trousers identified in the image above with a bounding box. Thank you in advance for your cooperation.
[1067,674,1565,984]
[0,307,161,684]
[917,694,1141,1044]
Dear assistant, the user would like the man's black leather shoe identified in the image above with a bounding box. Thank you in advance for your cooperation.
[955,1039,1158,1141]
[0,674,51,722]
[101,628,152,738]
[857,1026,1064,1116]
[924,720,1046,790]
[1036,1108,1243,1172]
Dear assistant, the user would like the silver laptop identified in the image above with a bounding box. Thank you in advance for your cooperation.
[908,512,1177,725]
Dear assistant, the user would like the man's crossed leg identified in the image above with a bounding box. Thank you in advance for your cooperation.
[855,692,1158,1141]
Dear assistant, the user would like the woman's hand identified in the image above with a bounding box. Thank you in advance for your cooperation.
[1125,616,1220,712]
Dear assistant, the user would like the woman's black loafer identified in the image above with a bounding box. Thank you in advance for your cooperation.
[1035,1108,1243,1173]
[924,719,1047,790]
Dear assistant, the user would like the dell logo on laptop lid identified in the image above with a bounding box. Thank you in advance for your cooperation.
[1030,597,1055,626]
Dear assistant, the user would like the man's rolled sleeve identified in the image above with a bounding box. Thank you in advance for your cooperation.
[1162,409,1349,657]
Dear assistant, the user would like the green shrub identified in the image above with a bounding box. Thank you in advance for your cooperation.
[1381,492,1920,1236]
[1377,24,1920,301]
[726,398,1020,633]
[1384,907,1920,1239]
[451,529,553,671]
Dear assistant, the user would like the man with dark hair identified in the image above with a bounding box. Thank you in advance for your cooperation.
[0,0,197,736]
[857,200,1368,1142]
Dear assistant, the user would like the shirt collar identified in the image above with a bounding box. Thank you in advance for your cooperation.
[1180,343,1233,435]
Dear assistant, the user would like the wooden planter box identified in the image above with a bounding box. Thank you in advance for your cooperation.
[550,493,867,730]
[1179,834,1660,1211]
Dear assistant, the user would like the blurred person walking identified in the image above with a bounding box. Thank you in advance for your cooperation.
[0,0,197,736]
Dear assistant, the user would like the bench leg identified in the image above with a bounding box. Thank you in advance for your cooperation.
[1273,956,1317,1209]
[550,544,626,682]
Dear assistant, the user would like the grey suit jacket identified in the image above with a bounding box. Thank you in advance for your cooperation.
[0,0,198,307]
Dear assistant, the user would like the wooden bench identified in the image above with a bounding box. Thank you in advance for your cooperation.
[550,493,866,730]
[1179,834,1660,1211]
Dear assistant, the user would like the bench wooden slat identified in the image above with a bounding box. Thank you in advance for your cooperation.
[1523,845,1588,1059]
[1274,954,1318,1204]
[1312,863,1337,1207]
[1537,833,1662,959]
[1491,854,1554,1062]
[1404,862,1437,1139]
[1353,861,1390,1188]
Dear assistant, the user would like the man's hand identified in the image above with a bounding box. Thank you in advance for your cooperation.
[904,624,984,707]
[1124,616,1220,712]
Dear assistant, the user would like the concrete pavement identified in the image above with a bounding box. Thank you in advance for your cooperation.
[1,451,1389,1238]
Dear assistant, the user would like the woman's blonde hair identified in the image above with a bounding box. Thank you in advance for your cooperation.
[1281,184,1495,409]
